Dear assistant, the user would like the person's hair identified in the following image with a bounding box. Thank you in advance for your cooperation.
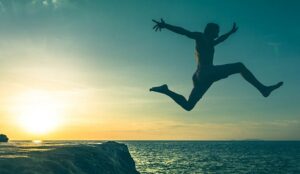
[204,23,219,35]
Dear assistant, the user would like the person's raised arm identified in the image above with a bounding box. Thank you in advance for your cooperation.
[152,18,197,39]
[214,23,238,46]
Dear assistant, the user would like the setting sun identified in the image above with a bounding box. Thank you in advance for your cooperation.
[11,90,64,135]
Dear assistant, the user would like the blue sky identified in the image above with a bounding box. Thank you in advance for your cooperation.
[0,0,299,140]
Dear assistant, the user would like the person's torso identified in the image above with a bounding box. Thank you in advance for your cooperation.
[195,35,214,67]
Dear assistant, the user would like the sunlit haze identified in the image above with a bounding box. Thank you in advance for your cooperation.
[10,90,64,134]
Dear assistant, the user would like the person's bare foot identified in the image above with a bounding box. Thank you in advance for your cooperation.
[262,81,283,97]
[150,84,169,94]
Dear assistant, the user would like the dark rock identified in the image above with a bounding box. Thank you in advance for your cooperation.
[0,134,8,142]
[0,141,140,174]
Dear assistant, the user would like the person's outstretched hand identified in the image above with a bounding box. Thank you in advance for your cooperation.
[152,18,166,32]
[230,22,238,34]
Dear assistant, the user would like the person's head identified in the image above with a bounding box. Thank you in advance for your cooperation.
[204,23,219,39]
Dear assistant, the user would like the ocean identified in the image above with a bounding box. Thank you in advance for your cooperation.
[0,141,299,174]
[127,141,300,174]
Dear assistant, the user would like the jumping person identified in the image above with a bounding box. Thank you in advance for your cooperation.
[150,19,283,111]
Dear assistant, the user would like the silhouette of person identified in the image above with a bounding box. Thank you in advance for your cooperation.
[150,19,283,111]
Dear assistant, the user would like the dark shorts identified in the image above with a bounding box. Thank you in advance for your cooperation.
[193,63,241,87]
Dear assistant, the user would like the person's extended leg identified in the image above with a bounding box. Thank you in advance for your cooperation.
[150,83,211,111]
[214,62,283,97]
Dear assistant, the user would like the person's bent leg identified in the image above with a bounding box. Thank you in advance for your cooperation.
[150,83,210,111]
[235,62,283,97]
[236,62,266,92]
[150,84,194,111]
[215,62,283,97]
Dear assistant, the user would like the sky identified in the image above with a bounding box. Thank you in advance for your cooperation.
[0,0,299,140]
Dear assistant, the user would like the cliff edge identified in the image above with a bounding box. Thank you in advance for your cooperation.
[0,141,140,174]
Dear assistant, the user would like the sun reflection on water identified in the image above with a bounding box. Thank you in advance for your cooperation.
[32,140,43,144]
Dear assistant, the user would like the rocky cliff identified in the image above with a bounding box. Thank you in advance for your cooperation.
[0,141,140,174]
